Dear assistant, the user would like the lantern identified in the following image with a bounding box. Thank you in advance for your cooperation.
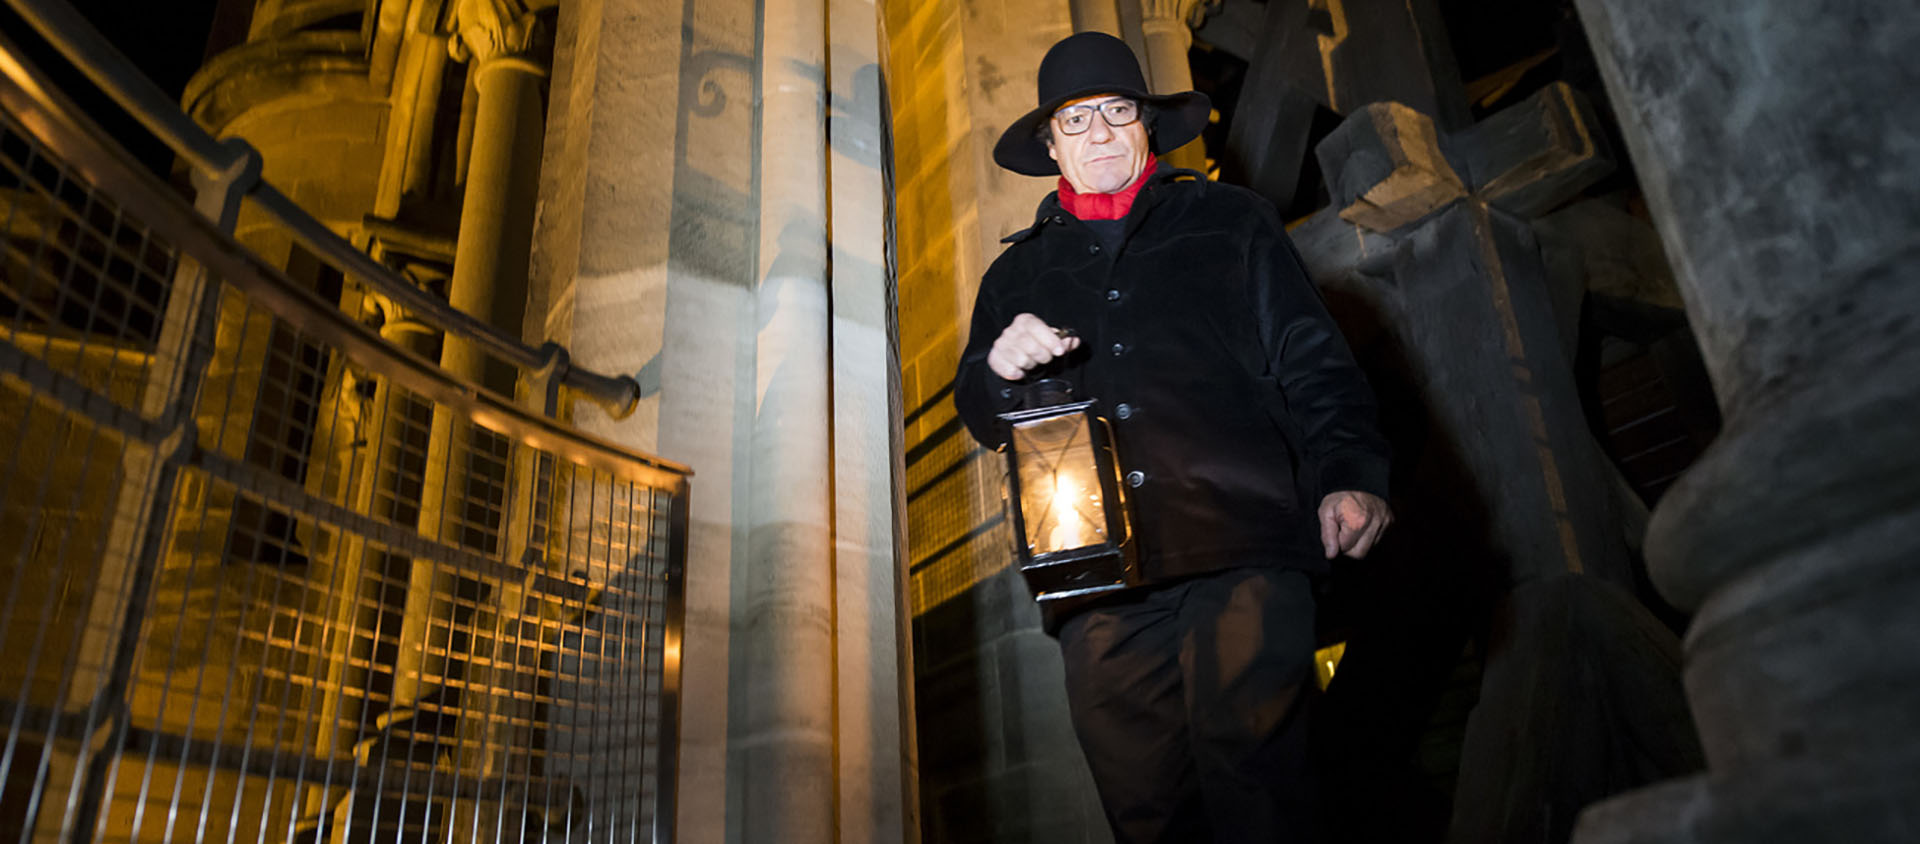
[999,384,1137,602]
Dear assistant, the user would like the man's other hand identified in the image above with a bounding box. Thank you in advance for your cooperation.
[987,313,1081,381]
[1319,491,1393,559]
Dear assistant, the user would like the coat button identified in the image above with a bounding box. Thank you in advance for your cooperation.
[1110,342,1126,356]
[1115,403,1133,420]
[1126,470,1145,488]
[1000,387,1013,399]
[1088,243,1102,255]
[1106,289,1121,302]
[1051,215,1064,225]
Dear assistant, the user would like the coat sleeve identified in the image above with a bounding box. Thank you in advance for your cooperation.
[1248,208,1392,500]
[952,267,1024,448]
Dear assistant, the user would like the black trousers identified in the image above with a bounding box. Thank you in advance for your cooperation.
[1058,567,1319,844]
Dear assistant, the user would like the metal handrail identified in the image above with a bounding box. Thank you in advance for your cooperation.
[0,34,690,840]
[2,0,643,415]
[0,39,687,484]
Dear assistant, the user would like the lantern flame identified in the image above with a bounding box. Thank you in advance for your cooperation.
[1048,473,1086,550]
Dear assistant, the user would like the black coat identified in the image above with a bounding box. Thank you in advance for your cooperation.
[954,167,1390,583]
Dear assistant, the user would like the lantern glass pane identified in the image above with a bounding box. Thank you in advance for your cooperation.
[1010,413,1109,555]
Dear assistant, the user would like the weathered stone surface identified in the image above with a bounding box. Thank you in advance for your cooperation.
[531,1,912,841]
[1680,509,1920,771]
[1567,1,1920,842]
[1572,743,1920,844]
[1570,0,1920,410]
[183,31,376,138]
[1639,239,1920,610]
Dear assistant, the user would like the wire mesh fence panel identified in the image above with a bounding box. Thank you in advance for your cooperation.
[0,25,687,844]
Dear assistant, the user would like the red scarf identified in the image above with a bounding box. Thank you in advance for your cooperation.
[1057,154,1157,220]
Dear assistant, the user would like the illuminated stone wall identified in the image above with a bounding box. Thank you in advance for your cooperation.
[528,1,912,841]
[879,1,1115,840]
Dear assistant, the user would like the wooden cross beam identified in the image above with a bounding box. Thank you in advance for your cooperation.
[1296,83,1711,844]
[1298,80,1621,586]
[1223,0,1471,209]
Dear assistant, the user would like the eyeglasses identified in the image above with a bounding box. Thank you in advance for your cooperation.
[1052,99,1141,135]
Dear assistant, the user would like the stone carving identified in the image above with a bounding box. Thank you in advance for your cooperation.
[448,0,540,65]
[1138,0,1213,31]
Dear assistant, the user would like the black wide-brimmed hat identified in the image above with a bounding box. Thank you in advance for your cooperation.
[993,32,1212,177]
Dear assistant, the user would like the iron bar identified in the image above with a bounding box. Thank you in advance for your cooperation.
[0,7,692,842]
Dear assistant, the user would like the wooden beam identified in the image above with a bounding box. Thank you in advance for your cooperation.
[1317,101,1466,234]
[1318,0,1472,130]
[1458,82,1616,218]
[1222,0,1329,209]
[1224,83,1321,210]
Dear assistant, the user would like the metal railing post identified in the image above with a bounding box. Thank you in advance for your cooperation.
[59,134,263,844]
[652,483,690,844]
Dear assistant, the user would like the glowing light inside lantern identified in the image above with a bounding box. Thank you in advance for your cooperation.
[1011,407,1115,557]
[1001,397,1137,601]
[1049,474,1087,550]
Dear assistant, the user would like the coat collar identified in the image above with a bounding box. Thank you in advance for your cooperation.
[1001,163,1208,245]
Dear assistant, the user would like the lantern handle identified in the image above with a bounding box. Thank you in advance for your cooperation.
[1094,415,1132,550]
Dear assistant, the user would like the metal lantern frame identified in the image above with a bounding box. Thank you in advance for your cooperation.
[999,399,1139,602]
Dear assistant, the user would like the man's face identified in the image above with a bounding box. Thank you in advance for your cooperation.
[1047,95,1150,195]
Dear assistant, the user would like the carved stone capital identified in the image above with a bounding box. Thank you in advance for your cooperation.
[447,0,540,66]
[1139,0,1213,34]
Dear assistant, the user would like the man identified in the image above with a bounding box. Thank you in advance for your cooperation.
[952,32,1394,844]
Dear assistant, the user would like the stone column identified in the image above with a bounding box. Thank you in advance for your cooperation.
[1138,0,1207,170]
[733,0,838,839]
[827,2,915,839]
[394,0,547,704]
[1070,0,1123,36]
[442,0,547,392]
[529,0,911,841]
[1568,3,1920,843]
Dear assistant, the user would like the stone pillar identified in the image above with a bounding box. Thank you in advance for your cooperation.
[1137,0,1207,170]
[827,1,915,840]
[529,0,911,841]
[735,0,838,839]
[1568,3,1920,843]
[394,0,547,704]
[1070,0,1123,36]
[442,0,546,391]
